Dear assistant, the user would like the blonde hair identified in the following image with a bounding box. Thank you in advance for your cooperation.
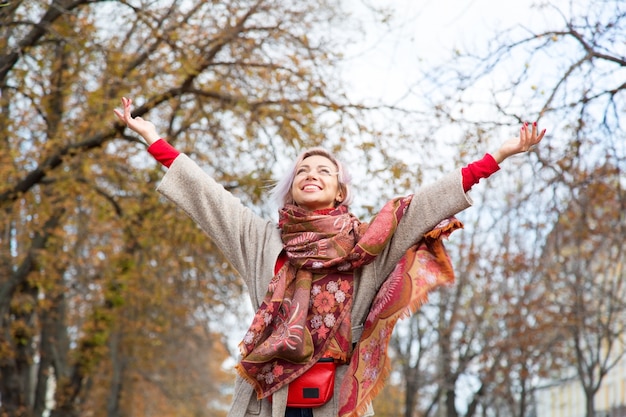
[270,147,353,209]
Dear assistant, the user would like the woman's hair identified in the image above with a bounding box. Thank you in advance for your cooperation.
[270,147,353,209]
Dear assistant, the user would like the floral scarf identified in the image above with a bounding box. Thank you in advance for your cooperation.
[235,195,462,414]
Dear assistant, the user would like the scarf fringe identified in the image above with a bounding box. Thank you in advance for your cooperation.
[234,359,312,400]
[234,363,266,399]
[352,358,392,417]
[424,217,464,240]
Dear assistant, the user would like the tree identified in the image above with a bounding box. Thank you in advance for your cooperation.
[0,1,388,416]
[386,0,626,416]
[389,194,560,417]
[541,163,626,417]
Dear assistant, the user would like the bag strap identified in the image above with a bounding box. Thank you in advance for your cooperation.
[351,324,364,344]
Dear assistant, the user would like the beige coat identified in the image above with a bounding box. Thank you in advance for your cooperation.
[156,154,473,417]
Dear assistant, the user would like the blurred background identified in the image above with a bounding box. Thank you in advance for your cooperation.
[1,0,624,416]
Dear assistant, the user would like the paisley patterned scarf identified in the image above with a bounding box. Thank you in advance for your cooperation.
[338,215,461,416]
[235,195,462,414]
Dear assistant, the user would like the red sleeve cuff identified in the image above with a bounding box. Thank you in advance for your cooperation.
[461,153,500,192]
[147,139,180,168]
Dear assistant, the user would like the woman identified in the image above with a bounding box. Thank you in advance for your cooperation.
[114,97,546,417]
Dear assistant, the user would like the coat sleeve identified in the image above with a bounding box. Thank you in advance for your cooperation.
[376,169,472,284]
[154,154,283,306]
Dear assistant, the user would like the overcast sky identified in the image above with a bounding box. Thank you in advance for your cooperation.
[342,0,556,105]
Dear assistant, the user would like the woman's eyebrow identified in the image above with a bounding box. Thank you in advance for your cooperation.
[296,163,333,169]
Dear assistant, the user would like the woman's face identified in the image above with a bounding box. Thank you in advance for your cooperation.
[290,155,343,211]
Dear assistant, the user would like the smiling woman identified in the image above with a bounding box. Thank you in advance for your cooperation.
[114,96,545,417]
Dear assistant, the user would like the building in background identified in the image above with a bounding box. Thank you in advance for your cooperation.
[535,353,626,417]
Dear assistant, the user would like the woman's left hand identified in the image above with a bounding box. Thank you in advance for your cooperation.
[492,122,546,164]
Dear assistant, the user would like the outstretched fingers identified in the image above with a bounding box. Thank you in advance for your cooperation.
[520,121,546,151]
[113,97,135,125]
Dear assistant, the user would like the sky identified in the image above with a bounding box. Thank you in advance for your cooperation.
[342,0,546,105]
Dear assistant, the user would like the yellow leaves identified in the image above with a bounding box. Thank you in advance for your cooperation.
[10,320,33,347]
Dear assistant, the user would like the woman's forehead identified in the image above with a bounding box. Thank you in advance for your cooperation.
[299,154,336,167]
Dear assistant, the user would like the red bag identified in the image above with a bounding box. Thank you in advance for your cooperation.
[272,358,337,408]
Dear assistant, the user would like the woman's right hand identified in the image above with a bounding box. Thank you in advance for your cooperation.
[113,97,161,145]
